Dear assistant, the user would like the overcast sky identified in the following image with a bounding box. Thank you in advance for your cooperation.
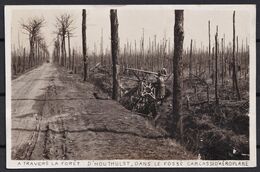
[10,6,251,55]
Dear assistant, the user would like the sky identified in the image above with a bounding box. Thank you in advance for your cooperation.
[10,6,252,55]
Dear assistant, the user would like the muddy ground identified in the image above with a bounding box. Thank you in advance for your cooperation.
[11,63,196,160]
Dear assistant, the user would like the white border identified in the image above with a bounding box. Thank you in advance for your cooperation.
[5,5,257,168]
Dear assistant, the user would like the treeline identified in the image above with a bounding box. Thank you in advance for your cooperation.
[12,45,49,77]
[51,14,249,86]
[51,10,249,104]
[11,17,50,77]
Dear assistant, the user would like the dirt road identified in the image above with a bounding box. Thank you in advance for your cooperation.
[11,63,195,160]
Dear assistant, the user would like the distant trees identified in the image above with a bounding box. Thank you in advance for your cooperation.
[172,10,184,136]
[55,13,75,68]
[11,17,49,77]
[21,17,45,67]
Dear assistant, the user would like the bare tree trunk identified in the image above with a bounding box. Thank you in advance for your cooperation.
[215,26,219,105]
[94,43,97,65]
[100,28,104,66]
[23,48,26,71]
[82,9,88,81]
[17,55,21,73]
[110,9,120,101]
[142,28,145,69]
[241,39,244,78]
[208,21,211,77]
[68,32,71,70]
[236,36,239,78]
[29,37,34,68]
[35,41,38,65]
[61,35,65,66]
[232,11,241,100]
[64,36,67,67]
[56,35,61,65]
[221,38,224,86]
[212,46,215,84]
[224,34,227,79]
[72,49,75,73]
[189,39,193,78]
[37,41,40,64]
[172,10,184,137]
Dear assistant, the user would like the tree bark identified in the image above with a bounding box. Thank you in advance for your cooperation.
[72,49,75,73]
[189,39,193,78]
[208,20,211,76]
[221,38,224,86]
[232,11,241,100]
[212,46,215,84]
[110,9,120,101]
[215,26,219,105]
[100,28,104,66]
[61,34,65,66]
[29,36,35,68]
[82,9,88,81]
[172,10,184,136]
[68,32,71,70]
[23,48,26,71]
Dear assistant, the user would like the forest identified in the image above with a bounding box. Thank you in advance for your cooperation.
[11,9,250,160]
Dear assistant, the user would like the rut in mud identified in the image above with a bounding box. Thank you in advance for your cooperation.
[11,63,195,160]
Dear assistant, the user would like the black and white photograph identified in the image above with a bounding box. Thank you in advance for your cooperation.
[5,5,256,168]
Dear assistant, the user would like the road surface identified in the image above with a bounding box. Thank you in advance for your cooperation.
[11,63,195,160]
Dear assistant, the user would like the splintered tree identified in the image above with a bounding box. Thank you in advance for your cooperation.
[189,39,193,78]
[100,28,104,66]
[221,37,224,86]
[110,9,120,101]
[67,31,72,69]
[215,26,219,105]
[208,21,211,76]
[232,11,241,100]
[82,9,88,81]
[172,10,184,136]
[21,17,45,67]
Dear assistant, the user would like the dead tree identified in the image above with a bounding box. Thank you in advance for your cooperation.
[110,9,120,101]
[208,21,211,76]
[82,9,88,81]
[21,17,45,68]
[56,13,74,67]
[236,36,239,78]
[100,28,104,66]
[72,49,75,72]
[221,38,224,86]
[232,11,241,100]
[215,26,219,105]
[212,46,215,84]
[54,34,61,64]
[67,31,71,69]
[189,39,193,78]
[224,34,227,79]
[36,36,43,64]
[67,25,75,70]
[172,10,184,137]
[22,48,26,71]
